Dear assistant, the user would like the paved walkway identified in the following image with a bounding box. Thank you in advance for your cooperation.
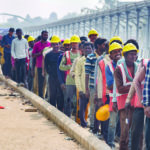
[0,82,85,150]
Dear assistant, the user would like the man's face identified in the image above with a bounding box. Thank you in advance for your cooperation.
[125,50,137,64]
[42,32,48,41]
[29,41,34,48]
[64,44,71,51]
[84,45,93,57]
[97,42,106,53]
[16,31,22,39]
[51,43,59,51]
[110,49,122,62]
[89,34,97,43]
[71,42,79,50]
[9,31,14,36]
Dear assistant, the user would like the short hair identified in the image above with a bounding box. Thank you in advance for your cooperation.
[94,38,107,49]
[83,42,93,49]
[24,35,30,40]
[9,28,15,32]
[79,41,85,49]
[16,28,22,33]
[124,39,139,50]
[41,30,48,35]
[80,36,88,42]
[110,40,122,45]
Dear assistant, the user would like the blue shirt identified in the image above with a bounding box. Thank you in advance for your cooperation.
[142,60,150,107]
[85,52,98,89]
[1,34,15,53]
[105,61,117,88]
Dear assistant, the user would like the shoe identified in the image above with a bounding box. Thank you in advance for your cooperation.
[114,136,120,143]
[20,83,25,87]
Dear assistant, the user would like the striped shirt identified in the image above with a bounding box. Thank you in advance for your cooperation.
[142,60,150,107]
[85,52,99,89]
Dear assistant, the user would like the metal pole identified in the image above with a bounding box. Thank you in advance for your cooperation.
[147,7,150,50]
[89,19,92,30]
[126,11,130,40]
[117,13,121,35]
[83,21,85,36]
[109,15,113,39]
[136,9,140,42]
[102,16,105,36]
[78,22,80,36]
[95,18,98,30]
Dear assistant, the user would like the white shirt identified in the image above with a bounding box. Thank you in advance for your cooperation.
[11,38,29,59]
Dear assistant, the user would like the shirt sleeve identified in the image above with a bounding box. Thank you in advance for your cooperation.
[142,61,150,107]
[97,66,102,99]
[105,65,114,88]
[11,40,16,59]
[75,59,83,92]
[59,53,71,71]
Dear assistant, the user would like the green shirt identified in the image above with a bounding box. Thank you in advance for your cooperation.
[59,51,81,85]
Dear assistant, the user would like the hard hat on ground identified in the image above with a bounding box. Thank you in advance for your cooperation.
[63,39,70,45]
[109,36,123,45]
[70,35,81,43]
[50,35,61,43]
[122,43,139,56]
[109,42,123,54]
[88,29,98,37]
[28,36,35,42]
[96,104,110,121]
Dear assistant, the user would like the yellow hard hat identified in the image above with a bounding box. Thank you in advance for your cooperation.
[109,36,123,45]
[88,29,98,37]
[50,35,61,43]
[109,42,123,54]
[63,39,70,45]
[70,35,81,43]
[122,43,139,56]
[96,104,110,121]
[28,36,35,42]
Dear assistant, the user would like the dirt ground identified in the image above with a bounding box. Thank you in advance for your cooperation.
[0,82,85,150]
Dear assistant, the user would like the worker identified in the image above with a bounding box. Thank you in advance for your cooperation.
[11,28,29,86]
[75,42,93,127]
[88,29,98,43]
[32,31,50,98]
[59,35,81,117]
[45,35,64,111]
[1,28,15,79]
[114,43,139,150]
[85,37,106,133]
[27,36,35,91]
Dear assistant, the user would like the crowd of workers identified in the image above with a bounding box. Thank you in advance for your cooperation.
[0,27,150,150]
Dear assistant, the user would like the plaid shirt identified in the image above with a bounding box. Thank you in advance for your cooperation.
[143,60,150,107]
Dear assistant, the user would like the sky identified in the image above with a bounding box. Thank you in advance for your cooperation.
[0,0,143,19]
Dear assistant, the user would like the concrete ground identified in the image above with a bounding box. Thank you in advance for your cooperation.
[0,82,85,150]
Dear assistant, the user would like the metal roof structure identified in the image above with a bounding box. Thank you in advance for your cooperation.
[24,0,150,58]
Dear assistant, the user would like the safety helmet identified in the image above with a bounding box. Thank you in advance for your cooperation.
[96,104,110,121]
[109,36,123,45]
[70,35,81,43]
[122,43,139,56]
[63,39,71,45]
[28,36,35,42]
[88,29,98,37]
[109,42,123,54]
[50,35,61,43]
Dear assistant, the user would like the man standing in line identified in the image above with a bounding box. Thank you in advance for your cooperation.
[1,28,15,78]
[32,31,50,98]
[11,28,28,86]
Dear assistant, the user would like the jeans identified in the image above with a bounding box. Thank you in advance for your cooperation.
[145,117,150,150]
[48,76,64,112]
[37,68,44,98]
[89,88,95,129]
[64,85,76,117]
[79,94,89,127]
[107,111,119,147]
[3,52,11,77]
[27,67,33,91]
[131,108,144,150]
[15,58,26,84]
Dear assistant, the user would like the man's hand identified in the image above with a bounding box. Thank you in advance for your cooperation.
[112,102,118,112]
[144,107,150,118]
[5,45,10,48]
[61,84,66,91]
[85,89,90,98]
[79,91,84,99]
